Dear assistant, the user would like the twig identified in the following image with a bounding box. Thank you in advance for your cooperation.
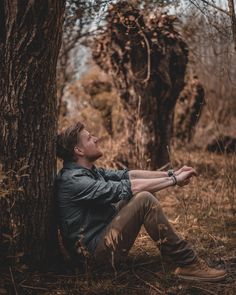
[50,274,82,278]
[132,269,163,294]
[132,260,156,267]
[60,27,104,57]
[141,267,169,280]
[189,0,228,16]
[200,0,229,15]
[19,284,48,291]
[166,146,173,169]
[158,162,171,171]
[135,20,151,85]
[9,267,18,295]
[111,270,130,281]
[191,285,218,295]
[131,257,163,294]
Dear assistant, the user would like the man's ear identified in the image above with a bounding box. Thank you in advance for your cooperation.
[74,146,84,156]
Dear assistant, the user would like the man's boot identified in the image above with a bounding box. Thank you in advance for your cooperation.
[175,258,227,282]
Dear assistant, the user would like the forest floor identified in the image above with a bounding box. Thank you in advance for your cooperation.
[1,148,236,295]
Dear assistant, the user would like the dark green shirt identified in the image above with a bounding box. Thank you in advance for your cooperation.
[56,161,132,254]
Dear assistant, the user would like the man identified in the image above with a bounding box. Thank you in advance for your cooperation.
[56,121,226,281]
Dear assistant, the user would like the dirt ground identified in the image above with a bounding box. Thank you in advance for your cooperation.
[1,149,236,294]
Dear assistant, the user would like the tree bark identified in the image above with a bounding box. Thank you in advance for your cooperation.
[174,75,205,143]
[93,2,188,169]
[0,0,65,267]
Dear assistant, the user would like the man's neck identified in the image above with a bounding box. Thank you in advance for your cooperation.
[76,158,94,170]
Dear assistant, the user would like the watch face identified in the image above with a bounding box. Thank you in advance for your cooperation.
[168,169,174,177]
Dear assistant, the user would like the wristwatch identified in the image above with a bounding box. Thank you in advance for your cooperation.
[167,169,175,177]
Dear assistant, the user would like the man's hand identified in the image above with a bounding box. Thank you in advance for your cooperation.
[175,165,195,176]
[175,166,198,187]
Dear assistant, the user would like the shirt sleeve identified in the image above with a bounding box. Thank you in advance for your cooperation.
[97,167,130,182]
[67,173,132,204]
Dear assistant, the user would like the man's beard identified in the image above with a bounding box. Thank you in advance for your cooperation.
[88,150,103,162]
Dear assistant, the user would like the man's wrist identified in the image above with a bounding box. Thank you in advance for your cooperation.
[170,175,177,186]
[167,169,178,186]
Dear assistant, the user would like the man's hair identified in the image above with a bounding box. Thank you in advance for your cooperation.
[56,122,84,161]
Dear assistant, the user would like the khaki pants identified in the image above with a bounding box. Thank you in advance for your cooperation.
[93,191,197,267]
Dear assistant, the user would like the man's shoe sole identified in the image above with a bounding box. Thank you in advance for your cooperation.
[176,273,227,282]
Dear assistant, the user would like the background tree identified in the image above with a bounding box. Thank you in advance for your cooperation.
[188,0,236,50]
[181,0,236,151]
[93,1,188,169]
[174,75,205,143]
[0,0,65,267]
[57,0,109,118]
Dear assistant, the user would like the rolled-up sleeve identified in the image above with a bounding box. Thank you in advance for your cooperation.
[97,167,130,181]
[68,173,132,204]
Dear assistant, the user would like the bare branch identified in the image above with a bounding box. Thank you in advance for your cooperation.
[200,0,229,16]
[60,27,104,57]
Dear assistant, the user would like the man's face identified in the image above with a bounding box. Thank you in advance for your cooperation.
[76,129,103,161]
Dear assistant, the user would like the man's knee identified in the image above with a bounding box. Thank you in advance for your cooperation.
[133,191,160,207]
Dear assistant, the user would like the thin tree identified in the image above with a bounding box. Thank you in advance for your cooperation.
[228,0,236,50]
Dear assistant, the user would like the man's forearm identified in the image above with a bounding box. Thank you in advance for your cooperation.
[129,170,168,180]
[130,177,174,195]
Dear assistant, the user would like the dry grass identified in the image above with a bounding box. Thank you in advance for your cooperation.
[1,147,235,295]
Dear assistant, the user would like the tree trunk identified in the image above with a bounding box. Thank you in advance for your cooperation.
[174,75,205,143]
[228,0,236,50]
[0,0,65,267]
[93,2,188,169]
[57,40,71,118]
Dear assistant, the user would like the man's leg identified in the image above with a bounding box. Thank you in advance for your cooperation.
[94,191,196,267]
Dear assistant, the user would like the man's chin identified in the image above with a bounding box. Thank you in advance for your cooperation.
[97,151,103,158]
[91,151,103,161]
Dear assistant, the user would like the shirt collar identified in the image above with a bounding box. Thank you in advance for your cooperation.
[63,161,96,171]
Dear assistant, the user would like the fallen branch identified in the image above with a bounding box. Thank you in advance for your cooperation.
[9,267,18,295]
[19,284,48,291]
